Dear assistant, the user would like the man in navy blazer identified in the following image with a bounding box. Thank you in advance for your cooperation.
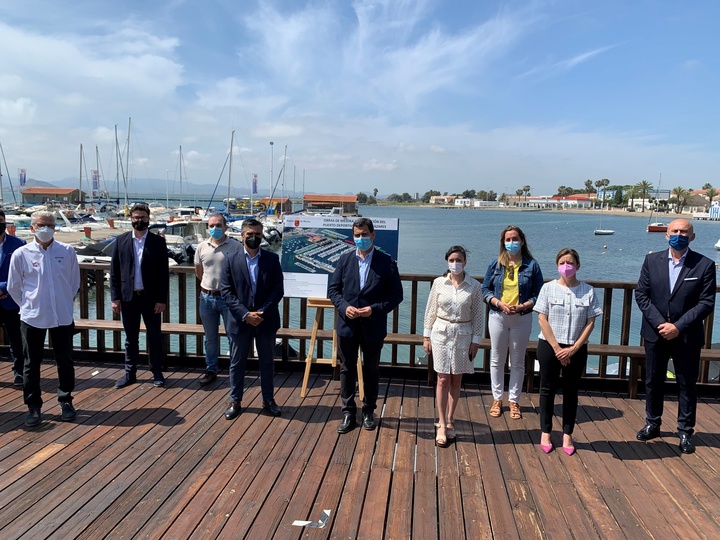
[0,210,26,386]
[635,218,716,454]
[328,217,403,433]
[221,218,284,420]
[110,204,169,389]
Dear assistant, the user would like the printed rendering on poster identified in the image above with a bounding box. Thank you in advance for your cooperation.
[281,216,400,298]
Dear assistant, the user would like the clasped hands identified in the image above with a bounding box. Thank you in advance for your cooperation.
[245,311,264,326]
[657,322,679,340]
[553,344,577,366]
[495,300,525,315]
[345,305,372,319]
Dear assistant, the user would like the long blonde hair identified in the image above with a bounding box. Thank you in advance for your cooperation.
[497,225,533,267]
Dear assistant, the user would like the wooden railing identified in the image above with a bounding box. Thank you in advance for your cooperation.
[73,263,720,386]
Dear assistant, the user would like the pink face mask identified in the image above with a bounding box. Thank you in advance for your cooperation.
[558,263,576,279]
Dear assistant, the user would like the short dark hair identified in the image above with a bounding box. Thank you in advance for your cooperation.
[555,247,580,266]
[353,217,374,233]
[130,203,150,217]
[208,213,227,226]
[0,209,5,219]
[444,245,467,261]
[241,218,263,231]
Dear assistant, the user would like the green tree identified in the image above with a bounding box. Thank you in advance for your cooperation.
[487,190,497,202]
[671,186,688,213]
[387,193,403,203]
[421,189,440,203]
[367,196,377,205]
[522,185,531,200]
[462,189,476,198]
[356,192,368,204]
[627,185,638,211]
[705,185,717,204]
[401,192,413,203]
[584,179,594,194]
[612,186,623,207]
[636,180,653,212]
[373,187,378,197]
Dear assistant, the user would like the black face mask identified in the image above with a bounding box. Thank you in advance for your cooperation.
[132,220,149,231]
[244,236,261,250]
[0,223,6,235]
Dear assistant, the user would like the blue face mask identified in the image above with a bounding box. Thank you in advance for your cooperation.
[505,241,521,255]
[208,226,224,240]
[354,236,372,251]
[668,234,689,251]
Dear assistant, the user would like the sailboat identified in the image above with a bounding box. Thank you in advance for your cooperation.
[594,197,614,235]
[647,174,668,233]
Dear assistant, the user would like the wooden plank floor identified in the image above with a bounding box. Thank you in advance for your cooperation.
[1,360,720,539]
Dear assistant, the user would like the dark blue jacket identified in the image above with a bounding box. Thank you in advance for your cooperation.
[0,234,26,310]
[328,248,403,341]
[482,257,544,314]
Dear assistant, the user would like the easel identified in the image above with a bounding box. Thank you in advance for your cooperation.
[300,297,364,399]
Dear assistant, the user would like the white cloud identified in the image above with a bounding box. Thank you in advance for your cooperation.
[0,98,37,125]
[363,159,398,171]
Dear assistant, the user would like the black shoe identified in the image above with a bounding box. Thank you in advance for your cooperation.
[337,413,357,434]
[60,402,76,422]
[637,424,661,441]
[13,373,23,386]
[224,402,241,420]
[115,374,137,389]
[153,378,166,388]
[198,371,217,386]
[362,413,377,431]
[25,408,41,427]
[263,399,282,417]
[679,433,695,454]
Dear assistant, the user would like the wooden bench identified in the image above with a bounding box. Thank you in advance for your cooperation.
[72,319,720,398]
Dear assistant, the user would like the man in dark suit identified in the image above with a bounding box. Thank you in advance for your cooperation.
[0,210,26,386]
[111,204,169,388]
[635,218,716,454]
[221,218,284,420]
[328,217,403,433]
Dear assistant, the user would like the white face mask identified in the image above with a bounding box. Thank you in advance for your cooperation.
[448,261,464,275]
[34,226,55,243]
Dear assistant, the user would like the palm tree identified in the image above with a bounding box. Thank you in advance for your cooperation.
[522,185,531,201]
[706,186,717,205]
[636,180,653,212]
[627,186,638,211]
[373,187,378,197]
[672,186,688,213]
[585,179,594,194]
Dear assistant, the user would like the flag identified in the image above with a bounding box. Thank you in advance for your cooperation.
[252,173,258,194]
[18,168,26,186]
[92,169,100,190]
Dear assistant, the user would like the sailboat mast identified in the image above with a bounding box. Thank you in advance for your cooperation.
[281,144,287,216]
[0,149,3,206]
[125,117,131,207]
[227,130,234,212]
[179,145,183,207]
[79,143,84,208]
[269,141,274,215]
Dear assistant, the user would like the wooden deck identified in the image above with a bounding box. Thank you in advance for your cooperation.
[2,361,720,539]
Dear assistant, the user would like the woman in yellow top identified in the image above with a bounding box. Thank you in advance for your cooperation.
[482,226,544,419]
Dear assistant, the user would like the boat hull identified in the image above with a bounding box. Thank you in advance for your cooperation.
[594,230,615,235]
[647,223,668,233]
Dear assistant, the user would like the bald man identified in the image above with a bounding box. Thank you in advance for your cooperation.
[635,218,716,454]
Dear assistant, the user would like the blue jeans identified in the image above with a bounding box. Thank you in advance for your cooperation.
[199,292,231,373]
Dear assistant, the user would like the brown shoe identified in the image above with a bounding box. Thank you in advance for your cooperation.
[509,401,522,419]
[489,400,502,418]
[198,371,217,386]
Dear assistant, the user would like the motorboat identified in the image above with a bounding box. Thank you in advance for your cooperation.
[714,239,720,251]
[594,229,615,235]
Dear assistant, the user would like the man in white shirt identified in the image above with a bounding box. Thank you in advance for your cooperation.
[194,213,241,385]
[8,211,80,428]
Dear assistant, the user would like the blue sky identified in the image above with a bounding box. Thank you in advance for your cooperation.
[1,0,718,197]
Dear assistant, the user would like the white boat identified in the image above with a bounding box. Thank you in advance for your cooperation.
[714,239,720,250]
[594,229,615,235]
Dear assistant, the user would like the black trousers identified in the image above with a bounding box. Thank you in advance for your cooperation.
[121,292,164,376]
[338,333,384,415]
[537,339,587,435]
[0,307,24,375]
[644,338,700,435]
[21,322,75,408]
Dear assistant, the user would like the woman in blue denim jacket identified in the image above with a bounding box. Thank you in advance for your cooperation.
[482,225,544,420]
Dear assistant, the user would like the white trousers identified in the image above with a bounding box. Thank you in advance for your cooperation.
[488,310,533,402]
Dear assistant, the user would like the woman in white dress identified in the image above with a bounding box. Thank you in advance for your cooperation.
[423,246,483,447]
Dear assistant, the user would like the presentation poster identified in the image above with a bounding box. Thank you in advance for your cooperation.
[281,216,400,298]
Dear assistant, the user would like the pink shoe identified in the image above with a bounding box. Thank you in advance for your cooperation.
[540,443,553,454]
[562,445,576,456]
